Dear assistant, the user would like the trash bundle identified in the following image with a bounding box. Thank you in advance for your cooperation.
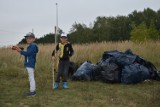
[121,63,150,84]
[72,61,97,81]
[95,61,121,83]
[72,49,160,84]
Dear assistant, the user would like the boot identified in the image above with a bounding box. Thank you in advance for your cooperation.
[63,82,69,89]
[54,82,59,89]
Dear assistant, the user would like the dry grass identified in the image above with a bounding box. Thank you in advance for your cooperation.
[0,41,160,107]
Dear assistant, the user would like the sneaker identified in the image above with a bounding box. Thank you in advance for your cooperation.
[54,82,59,89]
[63,82,69,89]
[27,91,36,97]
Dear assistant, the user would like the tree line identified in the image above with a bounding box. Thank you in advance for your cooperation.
[19,8,160,44]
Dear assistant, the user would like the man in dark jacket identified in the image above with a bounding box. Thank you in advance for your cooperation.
[52,33,74,89]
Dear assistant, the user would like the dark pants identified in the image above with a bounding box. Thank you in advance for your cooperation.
[55,60,70,82]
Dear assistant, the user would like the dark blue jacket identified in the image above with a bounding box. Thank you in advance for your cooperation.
[20,43,38,68]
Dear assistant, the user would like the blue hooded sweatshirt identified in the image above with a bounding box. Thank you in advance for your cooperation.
[20,43,38,68]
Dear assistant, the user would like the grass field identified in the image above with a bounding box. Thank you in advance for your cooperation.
[0,41,160,107]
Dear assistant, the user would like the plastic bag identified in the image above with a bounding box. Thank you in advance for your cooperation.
[72,61,97,81]
[121,63,150,84]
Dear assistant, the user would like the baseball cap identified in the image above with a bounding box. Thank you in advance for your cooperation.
[24,32,35,38]
[60,33,67,38]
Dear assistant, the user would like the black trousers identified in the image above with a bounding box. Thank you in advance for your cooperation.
[55,60,70,82]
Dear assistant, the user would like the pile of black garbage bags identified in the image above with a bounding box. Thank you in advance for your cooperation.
[72,49,160,84]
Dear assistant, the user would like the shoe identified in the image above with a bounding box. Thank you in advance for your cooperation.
[27,91,36,97]
[63,82,69,89]
[54,82,59,89]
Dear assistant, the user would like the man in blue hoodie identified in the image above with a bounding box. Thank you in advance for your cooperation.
[14,32,38,97]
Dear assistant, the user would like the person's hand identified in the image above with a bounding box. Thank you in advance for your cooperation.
[11,46,17,50]
[16,46,21,52]
[12,46,21,52]
[52,56,55,61]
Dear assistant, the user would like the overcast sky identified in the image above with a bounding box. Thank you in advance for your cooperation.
[0,0,160,46]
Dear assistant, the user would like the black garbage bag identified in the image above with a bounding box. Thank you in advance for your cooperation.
[72,61,97,81]
[121,63,150,84]
[100,62,121,83]
[102,50,137,66]
[157,70,160,79]
[116,54,137,66]
[135,59,159,80]
[95,59,121,83]
[68,61,79,78]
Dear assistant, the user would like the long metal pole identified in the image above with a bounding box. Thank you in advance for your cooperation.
[32,28,34,33]
[53,3,58,89]
[55,3,58,44]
